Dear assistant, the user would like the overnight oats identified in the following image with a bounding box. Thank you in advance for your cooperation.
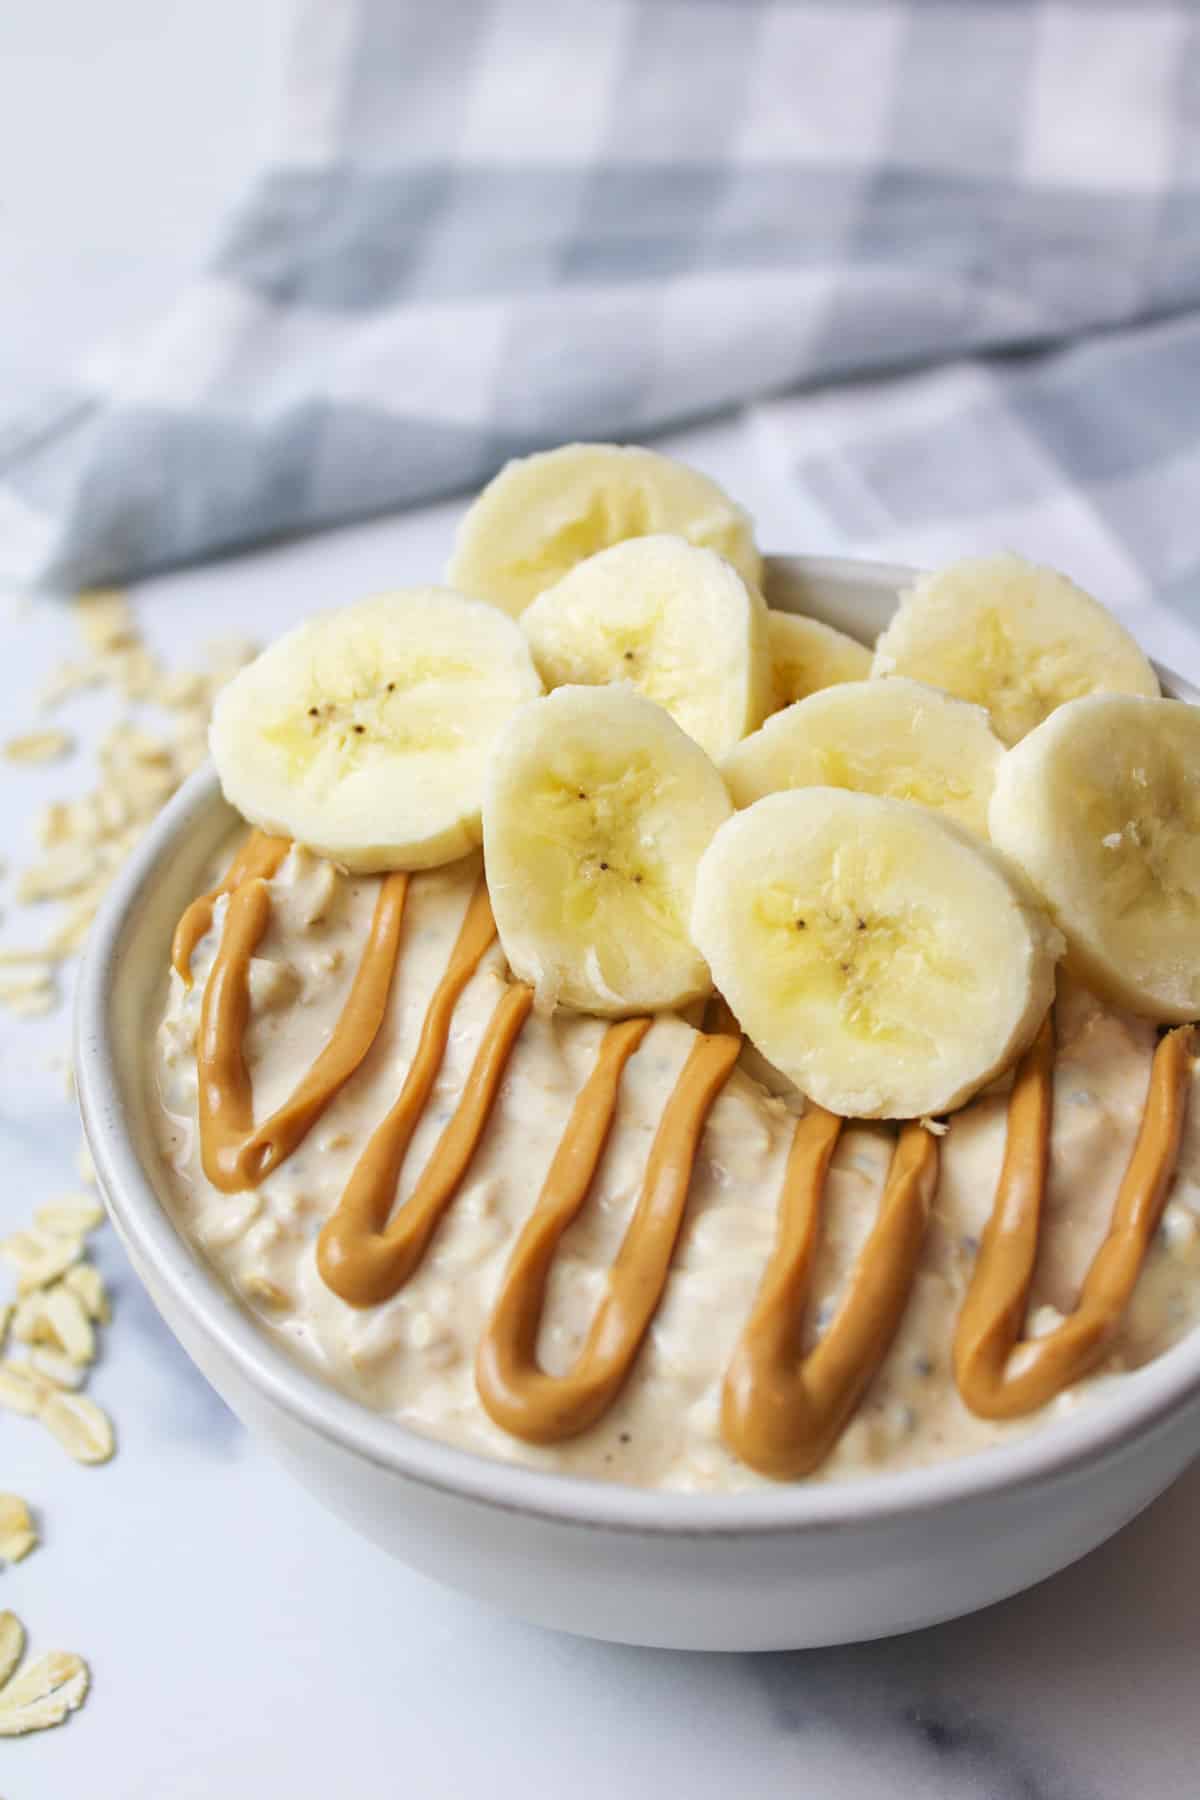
[150,444,1200,1492]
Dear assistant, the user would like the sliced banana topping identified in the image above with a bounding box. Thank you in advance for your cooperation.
[447,442,761,616]
[724,677,1003,835]
[210,589,542,872]
[202,441,1188,1119]
[521,535,773,761]
[767,610,871,707]
[692,789,1062,1118]
[989,693,1200,1023]
[483,685,732,1015]
[872,553,1159,746]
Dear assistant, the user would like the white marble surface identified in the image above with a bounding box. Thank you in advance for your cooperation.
[4,4,1200,1795]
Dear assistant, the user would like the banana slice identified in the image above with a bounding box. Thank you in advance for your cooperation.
[724,678,1003,835]
[692,789,1062,1118]
[768,610,871,707]
[447,442,762,615]
[520,535,773,762]
[989,694,1200,1023]
[872,553,1159,746]
[210,589,542,873]
[483,685,732,1015]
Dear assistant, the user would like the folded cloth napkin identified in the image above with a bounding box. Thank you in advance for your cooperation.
[753,307,1200,651]
[2,0,1199,611]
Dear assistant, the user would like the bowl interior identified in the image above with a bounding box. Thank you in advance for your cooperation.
[75,554,1200,1534]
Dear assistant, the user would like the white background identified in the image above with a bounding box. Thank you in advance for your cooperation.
[2,4,1200,1796]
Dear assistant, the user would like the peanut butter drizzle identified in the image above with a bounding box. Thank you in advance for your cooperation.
[954,1013,1195,1419]
[722,1111,939,1479]
[172,830,290,984]
[179,839,1197,1475]
[198,869,409,1192]
[476,1024,741,1444]
[317,883,535,1307]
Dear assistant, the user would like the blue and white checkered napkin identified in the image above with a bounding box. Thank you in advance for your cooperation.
[1,0,1198,633]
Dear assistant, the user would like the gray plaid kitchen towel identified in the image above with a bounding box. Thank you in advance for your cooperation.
[2,0,1199,619]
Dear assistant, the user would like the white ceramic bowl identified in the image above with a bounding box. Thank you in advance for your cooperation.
[76,555,1200,1651]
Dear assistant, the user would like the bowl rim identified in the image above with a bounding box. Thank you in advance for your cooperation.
[75,551,1200,1538]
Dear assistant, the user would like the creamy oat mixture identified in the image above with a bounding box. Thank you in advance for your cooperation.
[151,842,1200,1491]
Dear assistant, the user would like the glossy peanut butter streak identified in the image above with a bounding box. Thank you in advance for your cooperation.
[172,829,289,984]
[723,1110,939,1478]
[181,842,1195,1475]
[318,883,533,1306]
[477,1018,735,1442]
[954,1014,1194,1418]
[198,867,409,1191]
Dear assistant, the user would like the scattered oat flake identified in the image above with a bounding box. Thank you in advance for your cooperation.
[63,1263,110,1325]
[105,644,161,701]
[37,657,102,709]
[0,1613,23,1688]
[12,622,235,1061]
[94,787,129,835]
[58,794,107,847]
[0,1649,89,1736]
[37,799,77,847]
[0,1497,36,1565]
[37,1288,95,1365]
[10,993,57,1018]
[0,989,56,1019]
[35,1197,105,1239]
[39,1391,115,1464]
[0,1361,51,1417]
[0,1303,10,1352]
[104,723,173,768]
[28,1346,86,1390]
[17,1280,101,1357]
[11,1294,44,1343]
[76,586,136,651]
[173,735,209,777]
[128,767,179,812]
[2,729,73,766]
[0,965,54,994]
[159,669,207,708]
[0,1230,82,1290]
[47,905,97,957]
[1,1231,50,1270]
[16,846,98,903]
